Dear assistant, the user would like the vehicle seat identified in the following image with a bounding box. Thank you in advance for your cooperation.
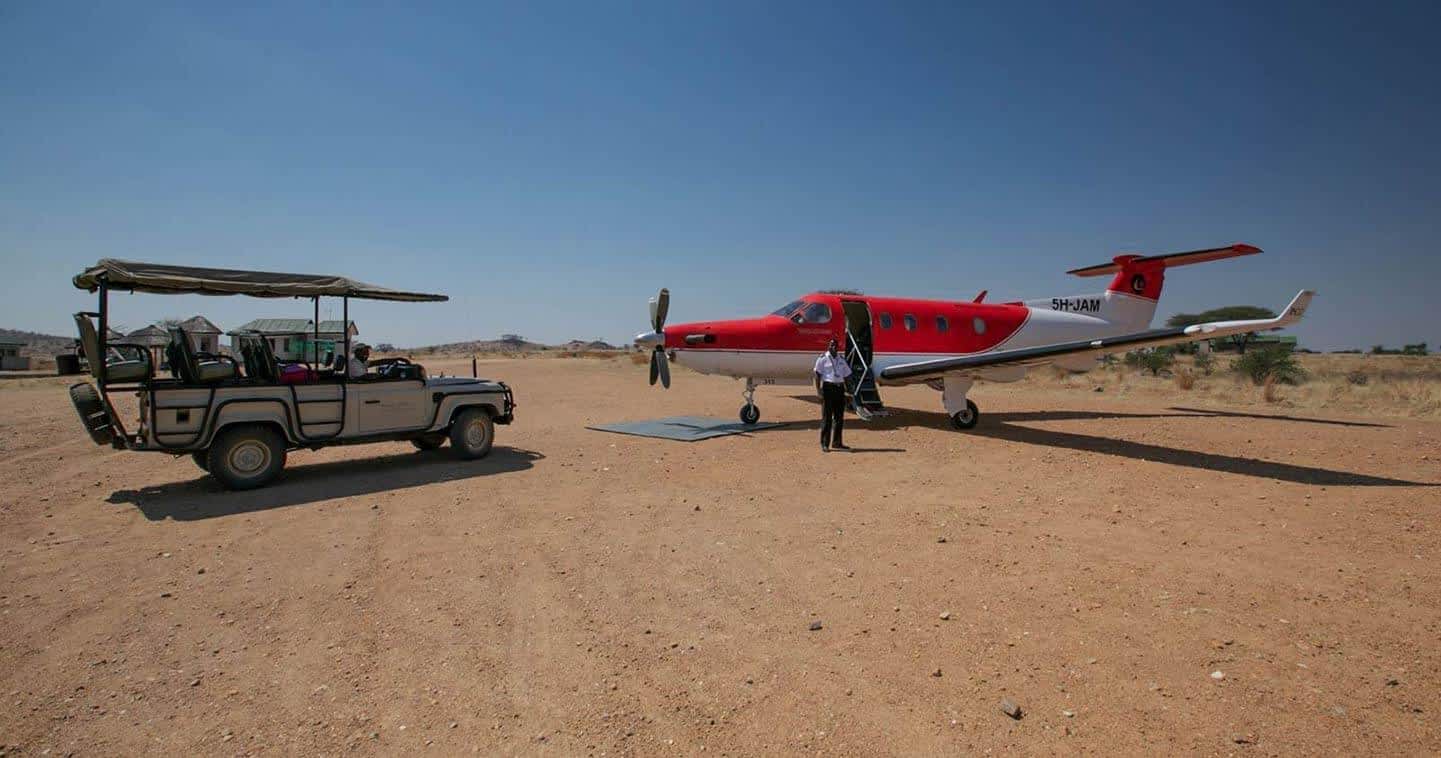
[166,326,238,383]
[242,334,282,383]
[73,313,151,383]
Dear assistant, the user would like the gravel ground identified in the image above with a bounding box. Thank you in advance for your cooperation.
[2,357,1438,755]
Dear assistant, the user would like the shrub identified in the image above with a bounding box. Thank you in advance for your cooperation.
[1232,347,1307,386]
[1345,368,1369,386]
[1134,348,1175,377]
[1193,351,1215,375]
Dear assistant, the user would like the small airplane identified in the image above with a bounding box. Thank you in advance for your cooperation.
[634,244,1314,428]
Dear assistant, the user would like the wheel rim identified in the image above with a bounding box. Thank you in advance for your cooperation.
[956,409,973,424]
[229,440,270,475]
[464,419,488,448]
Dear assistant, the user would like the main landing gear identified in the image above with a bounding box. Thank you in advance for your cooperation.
[739,378,760,425]
[949,399,980,430]
[941,376,979,431]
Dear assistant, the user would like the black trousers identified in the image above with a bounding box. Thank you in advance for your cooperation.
[820,382,846,447]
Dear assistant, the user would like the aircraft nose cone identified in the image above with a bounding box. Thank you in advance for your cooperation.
[634,330,664,347]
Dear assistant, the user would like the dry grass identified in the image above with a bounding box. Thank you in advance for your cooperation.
[1024,353,1441,420]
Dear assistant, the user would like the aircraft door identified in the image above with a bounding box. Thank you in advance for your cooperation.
[840,300,873,365]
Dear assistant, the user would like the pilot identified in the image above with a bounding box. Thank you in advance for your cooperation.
[347,343,371,379]
[814,337,852,451]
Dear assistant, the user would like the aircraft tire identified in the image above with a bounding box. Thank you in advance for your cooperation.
[949,400,980,430]
[740,403,760,425]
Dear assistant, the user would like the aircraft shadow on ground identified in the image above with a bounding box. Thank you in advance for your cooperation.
[784,397,1429,487]
[106,447,544,522]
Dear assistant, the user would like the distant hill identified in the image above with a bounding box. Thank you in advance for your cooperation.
[0,328,73,357]
[562,339,620,351]
[406,335,552,354]
[404,335,622,354]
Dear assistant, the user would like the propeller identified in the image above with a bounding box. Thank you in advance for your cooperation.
[644,288,671,388]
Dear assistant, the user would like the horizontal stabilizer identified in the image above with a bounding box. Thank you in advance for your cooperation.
[1068,243,1261,278]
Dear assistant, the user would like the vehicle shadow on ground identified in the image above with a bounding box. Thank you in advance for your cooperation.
[106,447,544,521]
[784,397,1430,486]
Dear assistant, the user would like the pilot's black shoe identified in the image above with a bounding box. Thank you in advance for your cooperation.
[833,444,850,450]
[821,445,830,452]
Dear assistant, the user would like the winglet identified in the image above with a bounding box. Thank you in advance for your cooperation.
[1279,289,1314,325]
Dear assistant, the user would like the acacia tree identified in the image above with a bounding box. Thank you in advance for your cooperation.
[1166,306,1277,353]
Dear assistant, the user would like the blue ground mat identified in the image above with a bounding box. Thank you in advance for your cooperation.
[587,415,785,441]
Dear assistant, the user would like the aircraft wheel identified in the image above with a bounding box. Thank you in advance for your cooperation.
[949,399,980,430]
[739,403,761,425]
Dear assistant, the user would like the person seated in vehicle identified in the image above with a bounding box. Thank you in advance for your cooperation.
[347,343,372,379]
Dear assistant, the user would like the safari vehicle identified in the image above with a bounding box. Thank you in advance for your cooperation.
[68,259,515,490]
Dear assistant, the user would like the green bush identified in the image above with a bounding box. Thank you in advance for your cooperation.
[1133,348,1175,376]
[1232,347,1307,386]
[1193,351,1215,375]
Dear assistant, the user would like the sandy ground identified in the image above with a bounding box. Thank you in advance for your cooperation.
[2,357,1439,756]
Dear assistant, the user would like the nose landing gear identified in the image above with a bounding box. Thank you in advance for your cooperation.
[739,378,760,425]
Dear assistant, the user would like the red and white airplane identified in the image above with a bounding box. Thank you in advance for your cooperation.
[634,244,1314,428]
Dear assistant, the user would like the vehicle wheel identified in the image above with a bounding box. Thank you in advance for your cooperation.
[191,451,210,471]
[450,409,494,460]
[412,434,446,451]
[949,399,980,430]
[69,383,114,445]
[207,425,286,490]
[739,403,761,425]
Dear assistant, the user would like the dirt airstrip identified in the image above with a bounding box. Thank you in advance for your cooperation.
[1,356,1438,755]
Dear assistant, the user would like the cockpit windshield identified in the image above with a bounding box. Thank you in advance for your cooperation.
[772,300,832,324]
[771,300,804,318]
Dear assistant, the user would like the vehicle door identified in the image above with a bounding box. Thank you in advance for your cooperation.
[348,379,430,434]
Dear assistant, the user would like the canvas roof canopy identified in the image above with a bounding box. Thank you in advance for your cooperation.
[73,259,448,302]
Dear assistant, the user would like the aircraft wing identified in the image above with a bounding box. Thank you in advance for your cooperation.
[879,290,1315,383]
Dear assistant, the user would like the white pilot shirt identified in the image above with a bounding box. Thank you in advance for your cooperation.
[814,352,853,384]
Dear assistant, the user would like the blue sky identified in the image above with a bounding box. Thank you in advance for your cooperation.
[2,1,1438,350]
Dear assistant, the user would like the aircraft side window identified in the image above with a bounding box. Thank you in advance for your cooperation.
[936,316,949,333]
[972,316,987,335]
[878,313,893,329]
[798,302,831,324]
[903,314,917,331]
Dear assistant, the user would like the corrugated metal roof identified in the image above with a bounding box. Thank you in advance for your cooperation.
[227,319,357,336]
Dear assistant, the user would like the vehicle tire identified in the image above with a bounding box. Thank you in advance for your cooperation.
[739,403,761,425]
[207,425,286,490]
[450,409,494,460]
[949,399,980,430]
[69,383,114,445]
[191,451,209,471]
[412,434,446,451]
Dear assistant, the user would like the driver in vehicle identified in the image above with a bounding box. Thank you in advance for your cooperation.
[347,343,371,379]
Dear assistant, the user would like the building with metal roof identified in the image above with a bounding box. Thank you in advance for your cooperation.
[227,319,358,363]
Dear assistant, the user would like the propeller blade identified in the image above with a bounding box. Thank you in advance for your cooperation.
[657,349,671,388]
[648,349,660,386]
[650,288,670,333]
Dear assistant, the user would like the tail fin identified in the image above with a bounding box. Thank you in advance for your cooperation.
[1032,243,1263,332]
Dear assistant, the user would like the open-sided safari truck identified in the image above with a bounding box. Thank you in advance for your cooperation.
[69,260,515,490]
